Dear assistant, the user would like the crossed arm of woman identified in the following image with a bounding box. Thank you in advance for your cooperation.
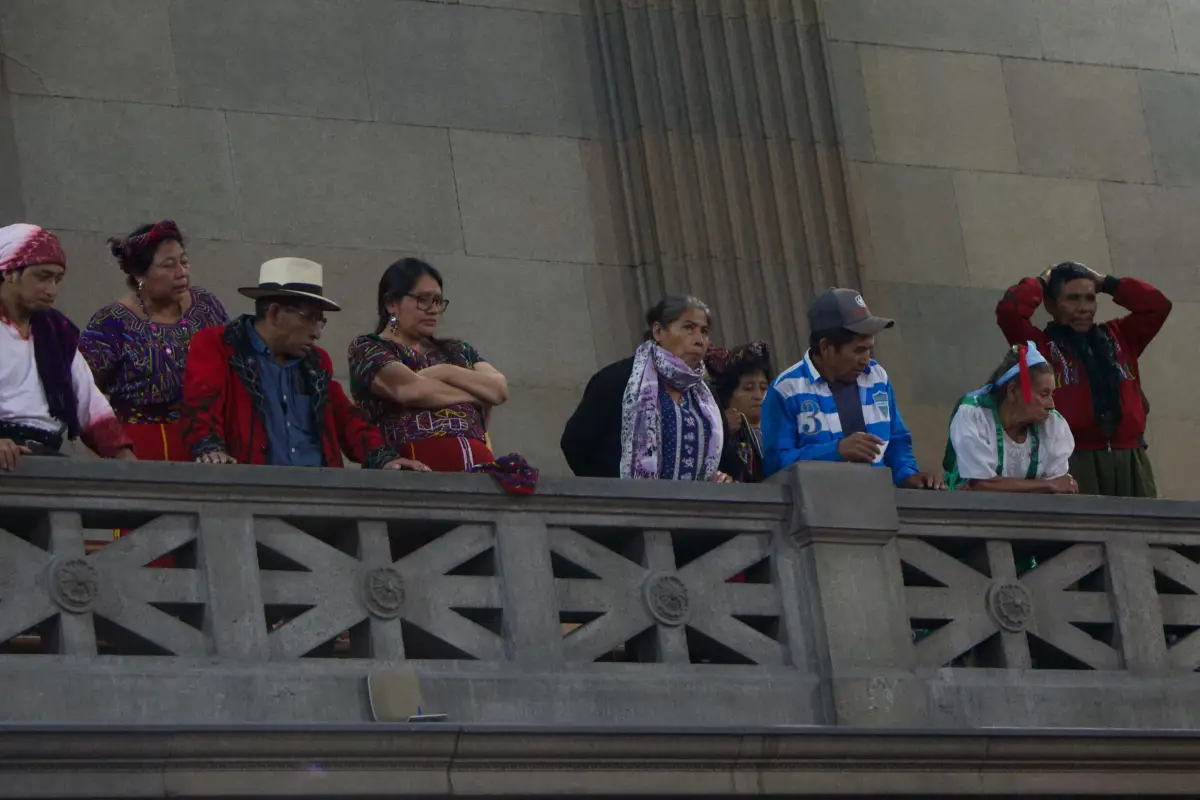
[417,362,509,407]
[372,362,479,408]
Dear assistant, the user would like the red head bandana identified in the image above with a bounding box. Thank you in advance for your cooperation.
[705,340,772,385]
[122,220,181,254]
[0,224,66,274]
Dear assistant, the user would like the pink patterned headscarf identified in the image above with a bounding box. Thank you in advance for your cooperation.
[0,224,67,273]
[0,224,79,439]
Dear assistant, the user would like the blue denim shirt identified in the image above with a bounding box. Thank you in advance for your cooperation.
[247,324,323,467]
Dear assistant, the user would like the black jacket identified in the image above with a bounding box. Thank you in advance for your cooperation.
[561,356,740,479]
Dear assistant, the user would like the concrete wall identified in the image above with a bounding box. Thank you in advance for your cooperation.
[3,1,1198,497]
[825,0,1200,499]
[0,0,642,474]
[0,52,21,223]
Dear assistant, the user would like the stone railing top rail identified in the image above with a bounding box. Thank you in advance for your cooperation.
[897,487,1200,528]
[0,456,791,529]
[6,456,1200,530]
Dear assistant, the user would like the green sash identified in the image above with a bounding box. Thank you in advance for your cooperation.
[943,393,1040,491]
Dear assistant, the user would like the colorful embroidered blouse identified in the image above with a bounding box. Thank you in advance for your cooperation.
[656,382,713,481]
[79,287,229,424]
[348,334,488,446]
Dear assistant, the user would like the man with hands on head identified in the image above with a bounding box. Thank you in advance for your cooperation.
[762,288,944,490]
[996,261,1170,497]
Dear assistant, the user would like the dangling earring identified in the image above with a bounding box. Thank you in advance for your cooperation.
[388,314,398,335]
[135,278,149,319]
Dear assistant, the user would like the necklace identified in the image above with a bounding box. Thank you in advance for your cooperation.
[136,291,185,360]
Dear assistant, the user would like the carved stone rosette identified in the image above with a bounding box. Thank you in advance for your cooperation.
[361,567,406,619]
[642,573,689,627]
[986,579,1033,633]
[48,558,99,614]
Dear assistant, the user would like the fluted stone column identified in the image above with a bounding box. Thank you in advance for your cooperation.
[593,0,859,362]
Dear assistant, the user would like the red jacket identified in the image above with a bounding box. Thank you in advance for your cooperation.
[996,277,1171,451]
[181,316,398,468]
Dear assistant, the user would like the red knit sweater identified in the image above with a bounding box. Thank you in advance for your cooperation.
[996,277,1171,451]
[180,318,396,468]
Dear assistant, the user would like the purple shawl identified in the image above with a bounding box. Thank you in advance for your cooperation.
[30,308,81,439]
[620,341,723,480]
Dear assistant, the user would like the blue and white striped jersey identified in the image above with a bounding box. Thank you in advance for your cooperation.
[761,350,918,486]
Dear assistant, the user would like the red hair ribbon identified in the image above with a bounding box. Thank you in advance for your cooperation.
[126,220,181,251]
[1018,344,1032,403]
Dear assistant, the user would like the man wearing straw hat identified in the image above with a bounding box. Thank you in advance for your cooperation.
[181,257,428,471]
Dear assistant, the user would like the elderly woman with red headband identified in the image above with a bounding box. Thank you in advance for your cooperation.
[79,221,228,462]
[943,342,1078,494]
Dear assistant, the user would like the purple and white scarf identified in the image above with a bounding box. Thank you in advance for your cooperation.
[620,341,723,480]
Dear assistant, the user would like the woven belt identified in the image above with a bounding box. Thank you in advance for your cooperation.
[0,420,65,453]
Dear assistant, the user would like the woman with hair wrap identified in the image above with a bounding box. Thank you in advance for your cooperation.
[79,221,228,462]
[562,295,738,482]
[705,340,773,484]
[943,343,1077,494]
[996,261,1170,497]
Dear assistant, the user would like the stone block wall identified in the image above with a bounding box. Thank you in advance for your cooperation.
[825,0,1200,499]
[0,0,643,474]
[3,0,1199,497]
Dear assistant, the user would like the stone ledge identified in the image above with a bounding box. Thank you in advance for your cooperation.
[2,726,1200,797]
[896,486,1200,522]
[0,657,823,727]
[0,456,792,526]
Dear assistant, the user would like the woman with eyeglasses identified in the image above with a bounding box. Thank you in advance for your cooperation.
[348,258,508,472]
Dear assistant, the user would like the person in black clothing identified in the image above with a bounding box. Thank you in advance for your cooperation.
[561,295,738,481]
[705,340,773,483]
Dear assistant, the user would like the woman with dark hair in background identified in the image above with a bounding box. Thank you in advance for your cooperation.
[943,342,1077,494]
[348,257,508,472]
[561,295,736,482]
[79,220,228,462]
[706,340,773,484]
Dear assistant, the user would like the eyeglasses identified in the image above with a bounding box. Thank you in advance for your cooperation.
[407,293,450,314]
[282,305,327,328]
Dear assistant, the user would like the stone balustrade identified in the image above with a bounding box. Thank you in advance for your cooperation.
[2,457,1200,729]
